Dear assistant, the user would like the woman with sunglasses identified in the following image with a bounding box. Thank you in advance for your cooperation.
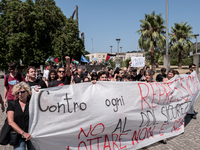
[48,56,71,87]
[7,82,35,150]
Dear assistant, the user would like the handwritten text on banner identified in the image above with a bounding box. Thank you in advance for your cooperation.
[29,71,200,150]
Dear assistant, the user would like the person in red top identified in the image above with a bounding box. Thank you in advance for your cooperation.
[3,62,26,107]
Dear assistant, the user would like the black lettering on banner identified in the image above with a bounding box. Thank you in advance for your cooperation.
[38,92,87,113]
[161,101,192,123]
[105,96,125,112]
[112,117,132,133]
[139,110,158,127]
[64,93,73,113]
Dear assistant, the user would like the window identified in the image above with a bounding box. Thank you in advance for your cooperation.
[92,55,94,58]
[103,55,105,58]
[99,55,101,58]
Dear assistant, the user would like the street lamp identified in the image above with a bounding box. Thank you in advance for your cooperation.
[116,39,121,60]
[120,47,122,53]
[110,46,113,53]
[116,39,121,68]
[194,34,199,53]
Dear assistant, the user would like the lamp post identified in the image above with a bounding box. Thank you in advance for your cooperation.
[194,34,199,53]
[193,34,199,74]
[116,39,120,59]
[116,39,121,68]
[110,46,113,53]
[120,47,122,53]
[164,0,170,73]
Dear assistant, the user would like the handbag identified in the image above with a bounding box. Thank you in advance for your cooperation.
[9,130,19,146]
[0,118,12,145]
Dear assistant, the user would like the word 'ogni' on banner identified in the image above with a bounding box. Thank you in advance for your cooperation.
[29,71,200,150]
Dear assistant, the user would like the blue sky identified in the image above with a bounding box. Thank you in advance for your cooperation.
[54,0,200,53]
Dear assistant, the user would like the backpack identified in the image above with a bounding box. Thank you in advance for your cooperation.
[6,73,22,83]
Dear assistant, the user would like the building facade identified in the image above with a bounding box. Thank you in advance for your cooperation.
[86,52,144,62]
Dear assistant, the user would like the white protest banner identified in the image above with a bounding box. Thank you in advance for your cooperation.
[29,71,200,150]
[131,57,145,67]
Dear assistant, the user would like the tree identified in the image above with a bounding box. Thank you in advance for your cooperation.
[169,22,194,69]
[0,0,84,70]
[137,11,165,70]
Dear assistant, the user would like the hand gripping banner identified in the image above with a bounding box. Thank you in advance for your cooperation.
[29,71,200,150]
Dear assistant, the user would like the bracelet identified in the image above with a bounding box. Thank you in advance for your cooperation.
[21,131,24,135]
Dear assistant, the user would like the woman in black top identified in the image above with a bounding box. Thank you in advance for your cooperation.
[7,82,35,150]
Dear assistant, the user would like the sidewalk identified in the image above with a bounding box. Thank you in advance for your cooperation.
[0,78,199,150]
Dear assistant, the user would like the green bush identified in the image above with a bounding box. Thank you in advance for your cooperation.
[170,58,192,66]
[170,59,178,65]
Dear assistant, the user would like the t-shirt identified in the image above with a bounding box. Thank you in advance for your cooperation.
[186,72,191,75]
[48,75,71,87]
[156,74,167,82]
[73,75,83,83]
[27,79,47,89]
[7,99,30,132]
[43,69,49,80]
[4,73,26,100]
[132,75,140,81]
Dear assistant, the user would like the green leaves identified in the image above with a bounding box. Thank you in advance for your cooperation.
[137,11,165,70]
[0,0,84,70]
[169,22,194,68]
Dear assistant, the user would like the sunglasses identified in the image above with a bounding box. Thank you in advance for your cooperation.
[16,90,26,95]
[58,71,65,73]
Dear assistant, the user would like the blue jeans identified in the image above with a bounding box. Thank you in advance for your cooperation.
[14,137,36,150]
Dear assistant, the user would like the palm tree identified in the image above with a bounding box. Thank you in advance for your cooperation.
[137,11,165,70]
[169,22,194,69]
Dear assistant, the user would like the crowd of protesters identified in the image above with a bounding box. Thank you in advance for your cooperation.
[0,56,198,150]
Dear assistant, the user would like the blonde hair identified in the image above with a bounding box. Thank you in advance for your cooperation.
[12,82,31,97]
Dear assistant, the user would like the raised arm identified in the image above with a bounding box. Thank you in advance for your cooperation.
[65,56,71,77]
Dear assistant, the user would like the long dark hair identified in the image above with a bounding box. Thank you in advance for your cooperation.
[48,69,58,82]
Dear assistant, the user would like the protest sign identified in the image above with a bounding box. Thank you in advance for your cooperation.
[29,71,200,150]
[131,57,145,67]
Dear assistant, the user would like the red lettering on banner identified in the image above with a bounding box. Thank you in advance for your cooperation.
[132,126,155,145]
[112,134,119,150]
[104,135,111,150]
[78,125,92,139]
[166,81,174,103]
[119,133,127,149]
[87,137,102,150]
[91,123,105,136]
[159,123,169,136]
[174,87,183,102]
[149,83,157,108]
[187,75,194,95]
[171,118,184,133]
[78,141,88,150]
[138,83,151,110]
[162,84,171,104]
[155,83,165,105]
[180,78,189,101]
[78,123,105,139]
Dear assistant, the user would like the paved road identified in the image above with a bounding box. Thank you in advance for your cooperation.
[0,78,199,150]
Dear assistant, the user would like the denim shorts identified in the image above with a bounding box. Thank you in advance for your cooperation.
[14,137,35,150]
